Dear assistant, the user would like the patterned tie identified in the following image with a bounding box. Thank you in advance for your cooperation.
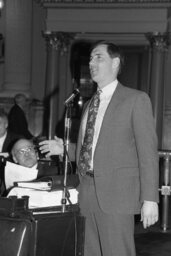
[78,90,101,176]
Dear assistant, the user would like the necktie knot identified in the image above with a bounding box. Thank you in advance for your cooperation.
[94,89,101,99]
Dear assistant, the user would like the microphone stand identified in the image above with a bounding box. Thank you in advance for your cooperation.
[61,101,72,213]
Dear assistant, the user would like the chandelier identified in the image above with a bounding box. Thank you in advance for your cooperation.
[0,0,4,10]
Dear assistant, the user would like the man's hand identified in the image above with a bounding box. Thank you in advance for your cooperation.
[141,201,158,229]
[39,136,64,157]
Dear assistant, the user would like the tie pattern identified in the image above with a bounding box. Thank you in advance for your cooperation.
[78,90,101,176]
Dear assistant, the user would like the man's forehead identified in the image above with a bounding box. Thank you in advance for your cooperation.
[91,44,107,56]
[15,140,33,150]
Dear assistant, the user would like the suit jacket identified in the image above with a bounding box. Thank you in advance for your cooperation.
[0,131,21,195]
[76,83,159,215]
[8,104,33,139]
[2,130,21,154]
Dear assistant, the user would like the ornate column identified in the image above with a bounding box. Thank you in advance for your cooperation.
[4,0,32,94]
[42,31,74,139]
[146,32,169,149]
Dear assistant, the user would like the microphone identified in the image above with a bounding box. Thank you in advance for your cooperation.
[64,88,80,105]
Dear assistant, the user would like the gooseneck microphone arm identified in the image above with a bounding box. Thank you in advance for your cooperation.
[64,88,80,105]
[61,88,80,212]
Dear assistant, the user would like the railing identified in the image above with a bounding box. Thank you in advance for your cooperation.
[158,150,171,232]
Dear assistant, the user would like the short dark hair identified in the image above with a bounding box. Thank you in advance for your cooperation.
[90,40,124,73]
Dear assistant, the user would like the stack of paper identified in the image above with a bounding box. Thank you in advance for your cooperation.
[8,187,78,209]
[5,161,38,189]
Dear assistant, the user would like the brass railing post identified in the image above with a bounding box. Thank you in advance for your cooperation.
[158,150,171,232]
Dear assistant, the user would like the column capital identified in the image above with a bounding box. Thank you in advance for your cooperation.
[42,31,75,54]
[146,32,170,51]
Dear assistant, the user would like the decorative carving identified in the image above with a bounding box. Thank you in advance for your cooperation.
[34,0,171,9]
[42,31,75,54]
[146,32,169,52]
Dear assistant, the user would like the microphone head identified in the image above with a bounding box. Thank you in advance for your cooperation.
[74,88,80,95]
[64,88,80,105]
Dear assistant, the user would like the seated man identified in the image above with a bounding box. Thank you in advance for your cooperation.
[4,138,79,195]
[11,138,58,178]
[0,108,21,155]
[6,138,79,208]
[0,109,21,195]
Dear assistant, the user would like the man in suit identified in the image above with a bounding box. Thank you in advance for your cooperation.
[11,138,78,188]
[0,109,21,195]
[39,41,159,256]
[8,93,33,139]
[11,138,58,178]
[0,109,21,154]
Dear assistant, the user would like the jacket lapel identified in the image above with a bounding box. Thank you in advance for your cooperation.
[94,83,125,155]
[76,83,125,164]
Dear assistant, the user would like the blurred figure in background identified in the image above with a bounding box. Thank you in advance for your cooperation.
[0,108,21,195]
[8,93,33,139]
[0,108,21,154]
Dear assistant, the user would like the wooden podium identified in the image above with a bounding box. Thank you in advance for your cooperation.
[30,209,85,256]
[0,197,85,256]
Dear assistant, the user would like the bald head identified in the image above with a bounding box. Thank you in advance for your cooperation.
[14,94,27,109]
[12,139,38,168]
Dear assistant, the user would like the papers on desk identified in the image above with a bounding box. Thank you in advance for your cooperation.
[5,161,38,189]
[5,161,79,209]
[8,187,78,209]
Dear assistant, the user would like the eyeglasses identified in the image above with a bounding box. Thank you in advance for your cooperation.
[16,146,36,156]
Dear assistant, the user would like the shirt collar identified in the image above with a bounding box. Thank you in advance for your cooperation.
[98,79,118,98]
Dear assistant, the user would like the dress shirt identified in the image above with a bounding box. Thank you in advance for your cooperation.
[0,132,7,152]
[82,80,118,169]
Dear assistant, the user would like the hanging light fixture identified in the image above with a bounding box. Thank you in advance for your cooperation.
[0,0,4,10]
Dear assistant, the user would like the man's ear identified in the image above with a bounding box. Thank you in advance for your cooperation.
[4,120,8,129]
[112,57,120,69]
[12,155,18,164]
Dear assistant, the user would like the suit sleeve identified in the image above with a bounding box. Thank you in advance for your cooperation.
[132,92,159,203]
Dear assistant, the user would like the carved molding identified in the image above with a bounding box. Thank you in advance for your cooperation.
[34,0,171,9]
[42,31,75,54]
[146,32,170,51]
